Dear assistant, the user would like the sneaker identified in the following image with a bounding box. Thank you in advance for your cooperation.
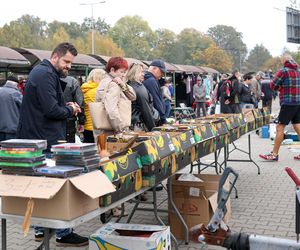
[112,208,128,217]
[259,153,278,161]
[150,184,163,191]
[35,232,44,242]
[56,232,88,247]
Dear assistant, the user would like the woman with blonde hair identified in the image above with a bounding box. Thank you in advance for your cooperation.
[126,63,156,131]
[81,68,106,142]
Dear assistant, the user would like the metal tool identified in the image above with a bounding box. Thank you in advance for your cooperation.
[190,166,300,250]
[285,167,300,242]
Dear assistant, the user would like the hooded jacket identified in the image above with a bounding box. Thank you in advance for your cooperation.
[270,59,300,105]
[81,80,99,131]
[0,81,23,133]
[143,71,166,124]
[17,59,73,150]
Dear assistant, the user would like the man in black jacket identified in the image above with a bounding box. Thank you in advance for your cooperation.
[143,60,167,125]
[17,43,81,151]
[17,42,88,247]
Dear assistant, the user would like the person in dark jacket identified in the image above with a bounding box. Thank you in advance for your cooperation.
[61,76,86,142]
[222,70,242,113]
[261,77,274,113]
[0,76,23,141]
[240,73,255,108]
[143,60,167,125]
[17,42,88,247]
[127,63,156,131]
[17,43,81,151]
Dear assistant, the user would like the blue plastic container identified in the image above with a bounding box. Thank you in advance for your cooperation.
[286,132,299,141]
[261,125,269,139]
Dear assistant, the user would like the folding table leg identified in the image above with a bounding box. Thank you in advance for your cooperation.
[1,218,7,250]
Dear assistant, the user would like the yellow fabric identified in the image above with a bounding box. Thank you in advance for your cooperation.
[81,81,99,131]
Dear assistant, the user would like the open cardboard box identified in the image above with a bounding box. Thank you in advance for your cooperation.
[169,173,231,240]
[89,223,171,250]
[0,171,115,220]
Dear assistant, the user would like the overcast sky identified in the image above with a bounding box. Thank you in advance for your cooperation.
[1,0,299,56]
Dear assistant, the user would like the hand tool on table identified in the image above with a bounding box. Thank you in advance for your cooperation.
[190,167,300,250]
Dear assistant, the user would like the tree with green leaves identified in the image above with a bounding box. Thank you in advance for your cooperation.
[245,44,272,72]
[193,44,233,73]
[150,28,177,61]
[207,25,247,71]
[175,28,213,65]
[82,17,111,35]
[0,15,47,49]
[109,15,156,59]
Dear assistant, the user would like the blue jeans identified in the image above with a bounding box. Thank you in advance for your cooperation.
[35,227,72,238]
[35,152,72,238]
[164,100,172,118]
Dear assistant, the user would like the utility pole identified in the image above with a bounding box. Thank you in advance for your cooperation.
[80,1,106,54]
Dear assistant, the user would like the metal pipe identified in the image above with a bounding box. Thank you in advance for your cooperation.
[249,234,300,250]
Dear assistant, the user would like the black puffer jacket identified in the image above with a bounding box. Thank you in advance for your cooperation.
[128,80,155,131]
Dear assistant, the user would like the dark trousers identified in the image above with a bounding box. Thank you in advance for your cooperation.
[196,102,207,117]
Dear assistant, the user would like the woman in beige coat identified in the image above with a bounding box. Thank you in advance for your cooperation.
[95,57,136,217]
[95,57,136,140]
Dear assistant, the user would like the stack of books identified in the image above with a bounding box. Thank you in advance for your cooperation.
[0,139,47,175]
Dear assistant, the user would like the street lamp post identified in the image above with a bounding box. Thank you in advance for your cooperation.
[80,1,106,54]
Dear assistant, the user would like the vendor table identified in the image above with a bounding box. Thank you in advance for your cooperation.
[0,180,185,250]
[0,187,150,250]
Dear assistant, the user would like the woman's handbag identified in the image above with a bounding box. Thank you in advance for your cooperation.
[89,83,131,130]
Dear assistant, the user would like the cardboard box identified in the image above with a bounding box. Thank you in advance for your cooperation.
[132,133,175,165]
[142,154,176,187]
[100,169,142,206]
[252,109,264,128]
[169,173,231,240]
[243,109,256,132]
[198,118,229,150]
[0,171,115,220]
[163,130,196,159]
[176,147,197,171]
[260,107,271,125]
[89,223,171,250]
[100,150,142,182]
[207,114,242,143]
[195,138,216,158]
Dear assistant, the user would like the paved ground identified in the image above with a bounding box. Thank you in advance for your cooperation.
[2,100,300,250]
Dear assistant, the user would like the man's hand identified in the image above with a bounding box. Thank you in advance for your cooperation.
[67,102,81,116]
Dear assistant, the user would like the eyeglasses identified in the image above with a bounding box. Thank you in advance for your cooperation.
[129,62,144,70]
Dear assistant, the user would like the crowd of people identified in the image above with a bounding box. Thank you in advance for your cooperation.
[1,42,300,247]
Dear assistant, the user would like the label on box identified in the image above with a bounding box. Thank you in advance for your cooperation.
[189,187,200,197]
[169,143,175,152]
[190,138,195,144]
